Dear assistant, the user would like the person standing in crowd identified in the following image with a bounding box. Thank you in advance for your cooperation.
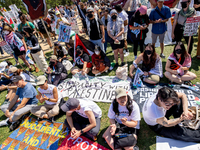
[107,9,125,68]
[115,4,129,55]
[103,88,140,150]
[22,26,48,73]
[142,86,200,142]
[61,98,102,141]
[129,5,149,60]
[92,46,110,76]
[56,11,71,29]
[164,42,196,85]
[46,55,68,86]
[194,0,200,58]
[81,7,105,53]
[149,0,171,58]
[129,44,163,84]
[53,42,68,62]
[79,2,87,16]
[101,8,111,52]
[172,0,196,54]
[31,75,62,122]
[0,76,38,131]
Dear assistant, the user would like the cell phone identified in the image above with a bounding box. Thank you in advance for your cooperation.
[114,41,120,44]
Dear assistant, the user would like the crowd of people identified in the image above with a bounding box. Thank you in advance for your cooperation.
[0,0,200,149]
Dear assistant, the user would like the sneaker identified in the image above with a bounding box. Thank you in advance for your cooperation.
[9,117,23,131]
[114,63,119,68]
[124,49,130,57]
[37,117,43,122]
[35,67,39,73]
[184,81,193,86]
[160,53,165,58]
[121,62,125,66]
[14,63,19,67]
[95,72,101,76]
[47,117,55,123]
[0,118,9,127]
[29,68,34,72]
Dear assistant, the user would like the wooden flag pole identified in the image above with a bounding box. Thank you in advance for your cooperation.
[187,36,191,54]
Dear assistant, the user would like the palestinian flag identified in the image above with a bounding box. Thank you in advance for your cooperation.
[10,18,14,29]
[73,34,95,62]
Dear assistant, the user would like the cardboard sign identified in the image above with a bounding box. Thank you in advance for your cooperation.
[183,16,200,36]
[70,18,79,34]
[58,24,71,43]
[58,134,109,150]
[0,41,13,54]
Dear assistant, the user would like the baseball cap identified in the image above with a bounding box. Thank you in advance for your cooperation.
[87,7,94,12]
[50,55,57,60]
[115,88,127,99]
[12,75,22,82]
[61,98,80,112]
[36,75,47,86]
[110,9,117,15]
[8,67,18,73]
[56,11,61,15]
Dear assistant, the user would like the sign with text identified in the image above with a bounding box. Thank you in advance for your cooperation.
[58,134,109,150]
[58,24,71,43]
[0,41,13,54]
[57,73,133,103]
[184,16,200,36]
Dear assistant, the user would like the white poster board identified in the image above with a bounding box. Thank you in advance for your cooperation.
[184,16,200,37]
[58,24,71,43]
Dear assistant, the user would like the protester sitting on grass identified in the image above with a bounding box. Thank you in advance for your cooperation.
[164,42,196,85]
[103,88,140,150]
[22,26,48,73]
[91,46,110,76]
[0,60,13,86]
[129,44,163,85]
[71,45,91,76]
[31,75,62,123]
[0,76,38,131]
[61,98,102,141]
[53,42,68,63]
[142,86,200,142]
[46,55,68,86]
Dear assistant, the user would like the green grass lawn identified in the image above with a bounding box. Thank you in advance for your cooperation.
[0,36,200,150]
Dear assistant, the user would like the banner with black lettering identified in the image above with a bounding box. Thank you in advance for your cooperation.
[133,83,200,112]
[58,73,133,103]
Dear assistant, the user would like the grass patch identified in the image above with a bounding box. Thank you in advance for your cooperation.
[0,36,200,149]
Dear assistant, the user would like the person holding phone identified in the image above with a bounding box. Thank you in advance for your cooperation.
[107,9,125,68]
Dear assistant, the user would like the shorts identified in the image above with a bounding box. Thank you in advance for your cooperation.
[145,74,160,84]
[123,32,127,40]
[43,33,49,38]
[152,32,166,44]
[14,50,26,57]
[110,40,124,50]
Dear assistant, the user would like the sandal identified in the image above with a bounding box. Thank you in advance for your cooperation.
[184,81,193,86]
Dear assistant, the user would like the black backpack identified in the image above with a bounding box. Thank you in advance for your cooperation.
[37,20,47,33]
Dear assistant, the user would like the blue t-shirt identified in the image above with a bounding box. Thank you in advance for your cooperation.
[149,5,171,34]
[16,82,38,105]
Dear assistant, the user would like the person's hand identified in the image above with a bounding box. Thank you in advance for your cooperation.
[171,33,175,39]
[9,113,14,122]
[5,109,10,118]
[120,117,127,124]
[93,66,96,70]
[144,71,148,76]
[71,130,82,139]
[81,70,85,76]
[183,110,193,120]
[110,124,116,135]
[193,4,200,8]
[115,39,119,43]
[41,95,48,102]
[27,46,32,50]
[59,59,62,62]
[71,127,77,137]
[102,38,105,43]
[130,72,133,78]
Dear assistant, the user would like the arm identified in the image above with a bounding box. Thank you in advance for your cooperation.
[165,59,178,75]
[124,19,128,27]
[100,25,105,42]
[115,27,124,39]
[172,0,180,8]
[149,0,157,8]
[5,95,19,118]
[82,61,88,74]
[171,19,177,39]
[156,116,183,127]
[21,38,28,52]
[129,54,143,77]
[81,111,96,133]
[0,73,12,79]
[53,48,57,55]
[66,111,75,129]
[121,117,138,128]
[11,97,30,114]
[161,18,169,23]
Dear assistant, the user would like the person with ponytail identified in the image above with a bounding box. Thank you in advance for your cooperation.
[103,88,140,150]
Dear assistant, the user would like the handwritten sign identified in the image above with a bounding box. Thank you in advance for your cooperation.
[184,16,200,36]
[58,24,71,43]
[0,41,13,54]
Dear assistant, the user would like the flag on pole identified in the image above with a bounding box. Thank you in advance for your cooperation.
[10,18,14,29]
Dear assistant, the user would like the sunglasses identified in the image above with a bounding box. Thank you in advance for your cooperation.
[87,11,93,14]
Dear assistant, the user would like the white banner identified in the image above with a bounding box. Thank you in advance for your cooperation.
[58,73,133,103]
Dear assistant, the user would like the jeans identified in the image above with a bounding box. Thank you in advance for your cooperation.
[90,39,105,53]
[47,73,68,86]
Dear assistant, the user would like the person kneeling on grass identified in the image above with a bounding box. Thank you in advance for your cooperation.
[164,42,196,85]
[31,75,62,123]
[142,87,200,142]
[103,88,141,150]
[0,76,38,131]
[61,98,102,141]
[129,44,163,85]
[91,46,110,76]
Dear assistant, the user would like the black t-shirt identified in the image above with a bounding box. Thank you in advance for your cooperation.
[81,8,87,16]
[27,35,41,54]
[170,56,185,70]
[12,32,24,55]
[90,18,103,40]
[76,53,90,69]
[194,0,200,11]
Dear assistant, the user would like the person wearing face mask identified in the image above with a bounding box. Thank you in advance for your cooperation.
[129,44,163,85]
[172,0,196,54]
[53,42,68,63]
[71,45,91,76]
[81,7,105,53]
[164,42,196,85]
[129,5,149,60]
[103,88,140,150]
[107,9,125,68]
[91,46,110,76]
[46,55,68,86]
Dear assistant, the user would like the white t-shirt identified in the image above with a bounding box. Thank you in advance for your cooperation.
[21,72,35,83]
[118,10,128,33]
[38,84,61,105]
[75,99,102,118]
[0,61,7,73]
[108,101,141,129]
[142,93,166,126]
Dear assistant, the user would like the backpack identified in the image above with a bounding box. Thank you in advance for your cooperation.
[37,20,47,33]
[20,21,30,31]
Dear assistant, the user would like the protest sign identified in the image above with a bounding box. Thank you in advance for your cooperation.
[58,24,71,43]
[0,41,13,54]
[70,18,79,34]
[57,73,133,103]
[184,16,200,36]
[9,4,21,24]
[0,117,66,150]
[58,134,109,150]
[133,83,200,112]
